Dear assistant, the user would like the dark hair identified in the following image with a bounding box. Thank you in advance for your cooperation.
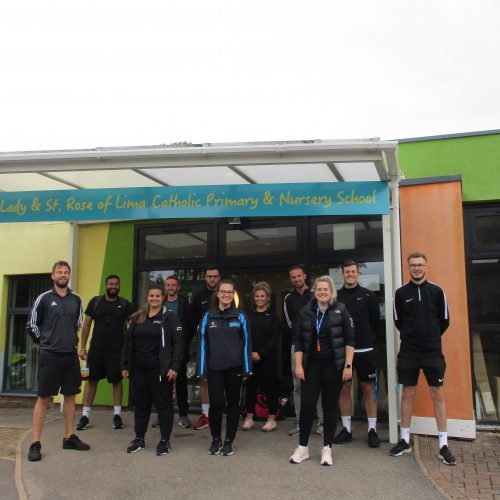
[131,284,164,324]
[341,260,359,271]
[211,279,236,309]
[288,264,306,274]
[205,266,221,274]
[407,252,427,262]
[165,275,180,283]
[52,260,71,273]
[105,274,120,283]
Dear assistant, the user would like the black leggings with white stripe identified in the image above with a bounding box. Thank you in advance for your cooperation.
[207,366,243,442]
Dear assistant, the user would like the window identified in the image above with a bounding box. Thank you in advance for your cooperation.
[465,205,500,422]
[4,275,51,392]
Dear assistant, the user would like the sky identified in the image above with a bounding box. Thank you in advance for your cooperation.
[1,0,499,152]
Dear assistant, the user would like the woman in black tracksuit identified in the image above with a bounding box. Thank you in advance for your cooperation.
[197,279,252,456]
[289,275,355,466]
[242,281,281,432]
[121,284,183,456]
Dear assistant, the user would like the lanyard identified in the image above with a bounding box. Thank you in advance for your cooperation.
[316,308,326,352]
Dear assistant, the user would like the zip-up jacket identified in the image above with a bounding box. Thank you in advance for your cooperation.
[247,309,280,359]
[393,280,449,357]
[337,284,379,350]
[165,295,193,353]
[26,288,82,354]
[197,306,252,378]
[121,305,184,375]
[283,288,312,342]
[294,299,355,371]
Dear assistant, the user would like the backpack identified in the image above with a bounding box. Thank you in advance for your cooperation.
[253,392,287,421]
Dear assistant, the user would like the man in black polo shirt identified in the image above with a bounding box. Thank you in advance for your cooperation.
[76,275,131,431]
[390,252,456,466]
[334,260,381,447]
[26,261,90,462]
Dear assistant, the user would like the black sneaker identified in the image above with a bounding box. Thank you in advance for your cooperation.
[151,417,160,428]
[389,439,411,456]
[62,434,91,451]
[113,414,124,429]
[178,415,192,428]
[208,438,222,455]
[368,429,381,448]
[127,438,145,453]
[438,445,457,465]
[333,427,353,444]
[28,441,41,462]
[75,415,89,431]
[156,440,170,456]
[221,440,234,456]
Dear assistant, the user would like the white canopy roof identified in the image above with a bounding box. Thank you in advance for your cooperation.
[0,139,400,191]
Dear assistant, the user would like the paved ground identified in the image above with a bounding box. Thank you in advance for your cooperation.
[0,405,497,500]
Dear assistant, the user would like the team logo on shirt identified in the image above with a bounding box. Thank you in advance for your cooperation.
[209,321,217,328]
[51,301,58,306]
[153,320,161,324]
[229,321,241,328]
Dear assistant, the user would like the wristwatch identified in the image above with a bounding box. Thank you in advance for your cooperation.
[344,364,352,369]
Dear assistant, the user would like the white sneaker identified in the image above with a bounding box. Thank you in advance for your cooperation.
[321,446,333,466]
[289,446,309,464]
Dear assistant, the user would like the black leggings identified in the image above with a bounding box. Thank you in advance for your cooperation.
[175,357,189,416]
[299,357,342,447]
[132,365,174,442]
[245,358,279,415]
[207,367,243,442]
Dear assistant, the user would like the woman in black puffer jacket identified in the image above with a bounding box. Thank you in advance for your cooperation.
[289,275,355,467]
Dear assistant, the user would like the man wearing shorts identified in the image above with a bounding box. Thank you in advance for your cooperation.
[334,260,381,447]
[76,275,131,430]
[390,252,457,465]
[26,261,90,462]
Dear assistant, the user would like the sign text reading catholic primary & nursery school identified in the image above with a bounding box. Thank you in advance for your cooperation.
[0,182,388,223]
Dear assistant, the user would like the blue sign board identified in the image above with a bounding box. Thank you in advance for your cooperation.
[0,182,388,223]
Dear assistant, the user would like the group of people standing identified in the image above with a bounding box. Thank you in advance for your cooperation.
[26,254,457,468]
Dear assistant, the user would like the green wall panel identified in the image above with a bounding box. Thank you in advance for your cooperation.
[398,133,500,203]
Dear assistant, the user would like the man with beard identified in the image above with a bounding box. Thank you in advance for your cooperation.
[390,252,457,466]
[76,275,131,430]
[27,261,90,462]
[192,266,221,430]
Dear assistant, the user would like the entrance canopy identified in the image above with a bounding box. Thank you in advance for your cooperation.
[0,139,400,223]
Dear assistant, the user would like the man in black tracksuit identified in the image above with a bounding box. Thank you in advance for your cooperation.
[164,275,193,428]
[192,266,221,429]
[334,260,381,448]
[390,252,457,466]
[26,260,90,462]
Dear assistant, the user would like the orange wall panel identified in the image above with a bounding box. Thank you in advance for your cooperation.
[399,181,473,421]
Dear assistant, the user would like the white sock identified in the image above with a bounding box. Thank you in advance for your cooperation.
[202,404,209,417]
[401,427,410,443]
[298,445,308,449]
[83,406,91,418]
[341,416,352,432]
[438,431,448,448]
[368,417,377,432]
[114,406,121,416]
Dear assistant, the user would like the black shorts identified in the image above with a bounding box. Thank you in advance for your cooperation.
[397,354,446,387]
[87,348,122,384]
[353,350,377,383]
[37,351,81,398]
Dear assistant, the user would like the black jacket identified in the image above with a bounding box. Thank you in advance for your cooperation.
[283,288,312,343]
[26,288,82,354]
[337,284,379,350]
[193,287,215,326]
[294,300,355,370]
[121,305,184,375]
[247,309,280,360]
[197,306,252,378]
[164,295,193,351]
[393,280,449,357]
